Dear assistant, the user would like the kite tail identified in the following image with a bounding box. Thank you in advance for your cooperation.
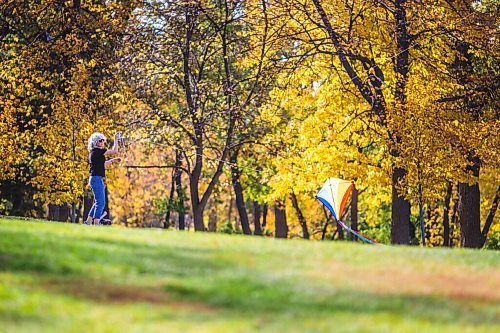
[337,220,380,245]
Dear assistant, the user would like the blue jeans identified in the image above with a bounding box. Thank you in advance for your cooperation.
[88,176,106,219]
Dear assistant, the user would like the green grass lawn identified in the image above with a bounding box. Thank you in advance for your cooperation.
[0,217,499,333]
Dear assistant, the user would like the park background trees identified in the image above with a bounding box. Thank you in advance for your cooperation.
[0,0,498,248]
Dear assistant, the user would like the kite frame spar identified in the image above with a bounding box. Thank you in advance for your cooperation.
[316,178,380,245]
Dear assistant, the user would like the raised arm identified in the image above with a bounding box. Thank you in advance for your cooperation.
[104,132,121,155]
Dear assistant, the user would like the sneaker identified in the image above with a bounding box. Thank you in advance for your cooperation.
[101,219,112,225]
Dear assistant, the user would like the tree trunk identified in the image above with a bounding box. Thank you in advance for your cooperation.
[350,186,358,241]
[274,200,288,238]
[185,1,236,232]
[390,0,412,245]
[71,202,76,223]
[165,171,176,229]
[48,204,69,222]
[190,172,205,231]
[443,182,453,247]
[82,191,93,221]
[458,182,483,248]
[450,185,459,247]
[391,167,411,244]
[290,192,309,239]
[208,204,217,232]
[335,222,345,240]
[321,221,329,240]
[230,150,251,235]
[174,148,185,230]
[321,206,332,240]
[227,195,233,227]
[253,201,262,236]
[481,185,500,246]
[48,204,59,221]
[190,203,205,231]
[418,198,426,247]
[183,7,206,232]
[262,203,268,228]
[451,36,484,248]
[458,155,483,248]
[76,199,83,224]
[58,205,65,221]
[192,206,204,231]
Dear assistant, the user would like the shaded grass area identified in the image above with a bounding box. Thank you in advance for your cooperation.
[0,217,499,333]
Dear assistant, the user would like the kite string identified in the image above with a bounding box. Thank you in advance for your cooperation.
[337,220,380,245]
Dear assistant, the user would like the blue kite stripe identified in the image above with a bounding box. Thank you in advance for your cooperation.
[315,195,338,221]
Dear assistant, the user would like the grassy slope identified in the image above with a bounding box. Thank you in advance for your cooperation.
[0,218,499,333]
